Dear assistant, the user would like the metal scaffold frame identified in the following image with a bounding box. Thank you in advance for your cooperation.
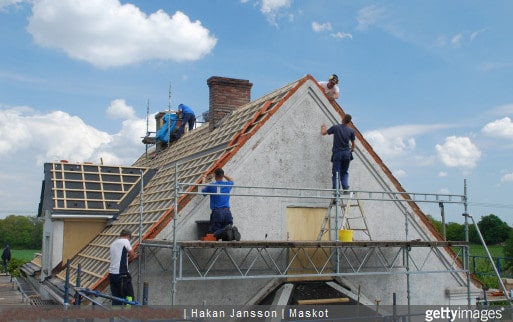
[142,239,468,281]
[134,164,506,307]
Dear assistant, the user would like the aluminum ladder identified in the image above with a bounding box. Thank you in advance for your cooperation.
[317,192,372,241]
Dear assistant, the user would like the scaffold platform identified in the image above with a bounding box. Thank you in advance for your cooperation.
[141,239,468,281]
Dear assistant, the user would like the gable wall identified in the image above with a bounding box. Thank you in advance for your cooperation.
[132,78,477,306]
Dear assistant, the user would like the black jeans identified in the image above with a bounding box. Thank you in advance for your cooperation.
[109,273,134,305]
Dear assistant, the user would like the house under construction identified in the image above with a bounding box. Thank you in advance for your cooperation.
[27,75,483,309]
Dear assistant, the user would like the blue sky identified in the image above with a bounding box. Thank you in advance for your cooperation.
[0,0,512,225]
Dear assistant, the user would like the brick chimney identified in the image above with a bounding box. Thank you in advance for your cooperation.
[207,76,253,131]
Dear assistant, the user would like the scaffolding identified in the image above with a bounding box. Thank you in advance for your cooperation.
[135,165,500,307]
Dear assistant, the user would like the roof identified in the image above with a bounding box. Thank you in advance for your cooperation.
[45,75,311,295]
[39,162,156,217]
[43,74,445,298]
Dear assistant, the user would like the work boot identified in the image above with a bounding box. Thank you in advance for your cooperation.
[224,225,234,241]
[232,226,241,241]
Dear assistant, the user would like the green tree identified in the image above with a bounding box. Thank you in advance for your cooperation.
[503,230,513,273]
[29,216,43,249]
[445,222,466,241]
[427,215,443,233]
[0,215,43,249]
[472,214,511,245]
[427,215,467,241]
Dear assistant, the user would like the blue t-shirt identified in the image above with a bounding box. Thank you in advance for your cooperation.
[327,124,355,152]
[178,104,195,115]
[202,181,234,209]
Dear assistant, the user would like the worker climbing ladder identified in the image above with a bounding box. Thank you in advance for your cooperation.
[317,192,372,241]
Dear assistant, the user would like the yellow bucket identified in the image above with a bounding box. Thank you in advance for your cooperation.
[338,229,353,242]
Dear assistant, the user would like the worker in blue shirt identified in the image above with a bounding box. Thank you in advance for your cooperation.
[201,168,235,239]
[176,103,196,139]
[321,114,356,192]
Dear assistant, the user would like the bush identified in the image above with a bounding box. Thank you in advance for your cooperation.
[6,258,26,278]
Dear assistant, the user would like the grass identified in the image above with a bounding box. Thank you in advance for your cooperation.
[466,243,510,290]
[469,244,504,257]
[11,249,40,262]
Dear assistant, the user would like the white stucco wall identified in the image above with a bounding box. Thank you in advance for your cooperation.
[136,79,479,306]
[41,215,64,277]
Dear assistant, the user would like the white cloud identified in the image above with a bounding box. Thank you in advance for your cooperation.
[0,105,147,165]
[436,34,464,48]
[436,30,487,49]
[0,104,149,216]
[356,5,385,31]
[490,103,513,116]
[364,123,450,159]
[451,34,463,47]
[27,0,217,68]
[482,117,513,140]
[106,99,137,120]
[438,171,448,177]
[0,0,23,11]
[439,188,450,194]
[331,32,353,40]
[501,173,513,183]
[365,130,416,159]
[312,21,352,40]
[469,28,488,42]
[393,169,406,178]
[435,136,481,169]
[477,61,513,72]
[312,22,332,32]
[260,0,291,26]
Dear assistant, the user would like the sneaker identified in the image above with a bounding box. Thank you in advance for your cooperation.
[232,226,241,241]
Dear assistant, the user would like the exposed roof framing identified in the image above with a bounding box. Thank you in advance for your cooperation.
[39,162,154,216]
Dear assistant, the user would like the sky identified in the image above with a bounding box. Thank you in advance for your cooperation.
[0,0,512,225]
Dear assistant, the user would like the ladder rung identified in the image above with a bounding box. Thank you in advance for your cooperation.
[319,193,371,241]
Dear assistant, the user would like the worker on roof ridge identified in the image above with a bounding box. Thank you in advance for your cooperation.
[176,103,196,139]
[318,74,340,101]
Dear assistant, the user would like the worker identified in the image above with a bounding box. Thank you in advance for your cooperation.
[109,229,137,305]
[321,114,355,192]
[176,103,196,139]
[2,244,11,274]
[318,74,340,101]
[201,168,240,241]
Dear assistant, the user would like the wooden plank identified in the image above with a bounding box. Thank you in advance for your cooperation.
[297,298,350,305]
[142,239,468,249]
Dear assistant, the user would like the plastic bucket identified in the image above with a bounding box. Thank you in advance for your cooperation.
[338,229,353,242]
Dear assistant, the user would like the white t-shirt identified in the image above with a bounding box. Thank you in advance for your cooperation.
[318,81,340,99]
[109,238,132,274]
